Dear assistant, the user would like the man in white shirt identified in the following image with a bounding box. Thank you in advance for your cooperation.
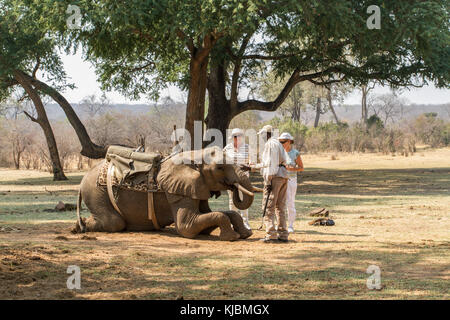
[224,128,251,229]
[254,125,289,242]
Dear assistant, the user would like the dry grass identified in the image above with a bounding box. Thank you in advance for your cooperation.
[0,147,449,299]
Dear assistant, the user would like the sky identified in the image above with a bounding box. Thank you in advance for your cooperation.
[60,51,450,106]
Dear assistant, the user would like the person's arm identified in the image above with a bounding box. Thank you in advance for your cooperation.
[286,153,304,172]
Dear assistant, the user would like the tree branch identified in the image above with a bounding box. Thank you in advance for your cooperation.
[236,67,340,114]
[32,57,40,79]
[19,71,107,158]
[23,110,38,123]
[176,29,195,54]
[230,34,252,110]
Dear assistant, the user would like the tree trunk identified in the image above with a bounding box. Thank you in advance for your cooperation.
[14,71,67,181]
[206,62,231,146]
[13,148,20,169]
[361,85,368,125]
[24,74,107,158]
[185,58,208,150]
[314,98,322,128]
[206,100,232,146]
[327,89,340,124]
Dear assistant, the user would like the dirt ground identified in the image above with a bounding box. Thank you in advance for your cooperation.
[0,147,449,299]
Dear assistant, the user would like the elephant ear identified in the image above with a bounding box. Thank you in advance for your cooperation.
[157,158,210,200]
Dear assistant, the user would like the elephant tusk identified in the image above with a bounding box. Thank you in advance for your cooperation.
[252,186,264,193]
[233,183,254,197]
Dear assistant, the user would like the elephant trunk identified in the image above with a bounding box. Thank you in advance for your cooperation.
[232,168,254,210]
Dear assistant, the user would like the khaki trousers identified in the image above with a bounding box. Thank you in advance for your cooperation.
[262,176,288,240]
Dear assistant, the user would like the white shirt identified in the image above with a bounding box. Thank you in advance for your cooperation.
[255,137,287,183]
[223,143,249,165]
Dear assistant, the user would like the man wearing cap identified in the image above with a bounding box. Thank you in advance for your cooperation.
[223,128,251,229]
[254,125,289,242]
[279,132,304,233]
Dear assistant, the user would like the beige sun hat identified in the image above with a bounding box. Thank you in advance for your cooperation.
[279,132,294,141]
[257,125,273,135]
[229,128,244,140]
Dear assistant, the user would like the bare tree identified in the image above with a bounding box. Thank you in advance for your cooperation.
[80,93,111,117]
[361,82,376,125]
[5,118,33,169]
[369,92,407,126]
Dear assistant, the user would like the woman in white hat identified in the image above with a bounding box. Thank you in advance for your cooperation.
[223,128,251,229]
[278,132,304,233]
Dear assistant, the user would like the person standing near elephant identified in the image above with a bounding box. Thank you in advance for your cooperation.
[224,128,251,230]
[254,125,289,243]
[279,132,304,233]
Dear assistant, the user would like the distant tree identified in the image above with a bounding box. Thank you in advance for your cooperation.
[79,93,111,118]
[413,113,448,147]
[424,112,438,119]
[6,118,34,169]
[369,92,408,126]
[361,82,376,125]
[367,114,384,130]
[325,83,353,125]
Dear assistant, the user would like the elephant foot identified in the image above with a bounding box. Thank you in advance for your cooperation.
[71,218,86,234]
[219,230,240,241]
[239,228,253,239]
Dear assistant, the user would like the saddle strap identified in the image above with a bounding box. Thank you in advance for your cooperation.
[107,161,160,229]
[147,192,160,230]
[107,162,124,217]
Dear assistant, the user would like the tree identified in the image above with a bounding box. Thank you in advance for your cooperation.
[369,92,407,126]
[326,83,353,125]
[361,82,376,125]
[38,0,449,148]
[80,93,111,118]
[7,118,34,169]
[0,0,106,175]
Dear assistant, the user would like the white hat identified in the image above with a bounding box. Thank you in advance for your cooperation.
[257,125,273,135]
[231,128,244,137]
[279,132,294,141]
[228,128,244,140]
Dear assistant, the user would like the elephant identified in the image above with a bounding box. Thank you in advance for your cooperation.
[72,147,260,241]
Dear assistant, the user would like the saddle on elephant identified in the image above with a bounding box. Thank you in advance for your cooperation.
[97,145,164,229]
[97,145,163,192]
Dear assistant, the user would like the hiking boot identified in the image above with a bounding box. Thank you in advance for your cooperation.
[259,237,278,243]
[288,227,294,233]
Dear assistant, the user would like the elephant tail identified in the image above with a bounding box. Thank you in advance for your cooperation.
[76,189,86,233]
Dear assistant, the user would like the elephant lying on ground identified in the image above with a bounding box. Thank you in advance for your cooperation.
[73,147,259,241]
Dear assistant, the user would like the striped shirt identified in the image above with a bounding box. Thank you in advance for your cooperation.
[223,143,249,165]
